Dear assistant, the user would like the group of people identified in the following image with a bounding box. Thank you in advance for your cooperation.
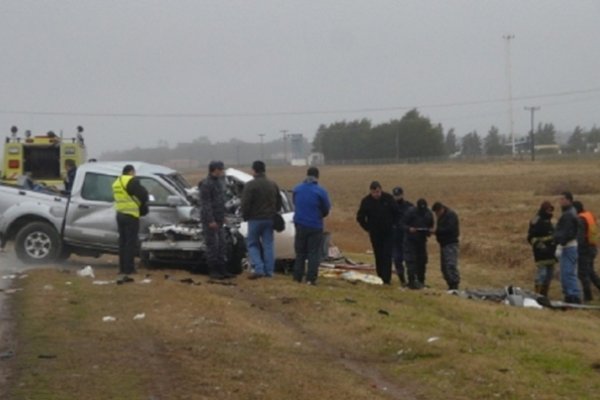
[198,160,330,283]
[356,182,460,290]
[110,160,598,305]
[528,191,600,304]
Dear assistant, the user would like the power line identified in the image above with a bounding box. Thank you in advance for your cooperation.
[0,87,599,119]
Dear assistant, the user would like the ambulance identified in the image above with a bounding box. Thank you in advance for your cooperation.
[1,126,87,189]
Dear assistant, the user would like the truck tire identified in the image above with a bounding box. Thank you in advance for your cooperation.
[14,222,62,264]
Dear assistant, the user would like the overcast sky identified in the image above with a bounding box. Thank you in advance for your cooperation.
[0,0,599,157]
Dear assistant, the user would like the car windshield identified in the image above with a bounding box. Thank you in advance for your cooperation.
[159,173,190,196]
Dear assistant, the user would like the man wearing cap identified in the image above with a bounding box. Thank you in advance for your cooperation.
[392,187,413,286]
[404,199,434,289]
[554,191,581,304]
[527,201,557,297]
[356,181,398,284]
[112,164,149,275]
[573,200,600,301]
[292,167,331,285]
[200,161,234,280]
[432,202,461,290]
[241,161,282,279]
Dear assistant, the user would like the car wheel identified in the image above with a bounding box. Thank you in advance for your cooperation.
[14,222,62,264]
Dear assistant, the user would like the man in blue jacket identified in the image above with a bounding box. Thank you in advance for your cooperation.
[292,167,331,285]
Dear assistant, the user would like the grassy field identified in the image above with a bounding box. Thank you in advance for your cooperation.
[6,159,600,399]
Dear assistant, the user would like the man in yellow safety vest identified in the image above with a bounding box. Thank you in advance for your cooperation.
[112,164,149,275]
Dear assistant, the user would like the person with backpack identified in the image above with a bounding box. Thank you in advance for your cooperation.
[573,200,600,302]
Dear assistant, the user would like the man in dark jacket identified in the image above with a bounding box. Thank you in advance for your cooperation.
[356,181,397,284]
[432,202,460,290]
[527,201,557,297]
[392,187,413,286]
[404,199,434,289]
[112,164,149,275]
[241,161,282,279]
[573,201,600,301]
[292,167,331,285]
[554,191,581,304]
[200,161,233,280]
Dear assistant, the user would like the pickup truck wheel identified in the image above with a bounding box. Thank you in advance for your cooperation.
[15,222,62,264]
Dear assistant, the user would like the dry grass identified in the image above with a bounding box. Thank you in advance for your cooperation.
[7,159,600,399]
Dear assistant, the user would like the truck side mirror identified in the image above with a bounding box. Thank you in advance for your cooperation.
[167,195,185,207]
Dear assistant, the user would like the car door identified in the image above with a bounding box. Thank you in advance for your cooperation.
[135,176,184,237]
[63,171,120,249]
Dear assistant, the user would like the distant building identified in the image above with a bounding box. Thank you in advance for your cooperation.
[308,152,325,166]
[289,134,305,160]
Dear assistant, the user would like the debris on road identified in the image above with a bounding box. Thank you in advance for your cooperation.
[102,316,116,322]
[76,266,95,279]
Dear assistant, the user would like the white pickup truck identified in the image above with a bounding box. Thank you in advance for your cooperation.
[0,162,296,273]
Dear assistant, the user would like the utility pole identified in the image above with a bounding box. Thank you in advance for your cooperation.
[524,106,540,161]
[503,34,516,157]
[258,134,265,160]
[280,129,289,164]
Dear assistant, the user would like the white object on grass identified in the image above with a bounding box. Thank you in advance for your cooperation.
[77,266,95,279]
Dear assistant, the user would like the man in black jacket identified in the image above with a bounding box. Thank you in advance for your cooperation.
[392,187,413,286]
[200,161,234,280]
[404,199,434,289]
[432,202,460,290]
[241,161,282,279]
[527,201,557,297]
[554,191,581,304]
[356,181,397,284]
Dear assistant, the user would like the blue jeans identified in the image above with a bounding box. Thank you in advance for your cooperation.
[560,246,581,299]
[247,219,275,276]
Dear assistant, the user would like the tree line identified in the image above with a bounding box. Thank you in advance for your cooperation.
[313,109,600,160]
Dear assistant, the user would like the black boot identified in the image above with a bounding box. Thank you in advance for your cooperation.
[583,287,593,302]
[208,263,225,280]
[539,284,550,297]
[398,274,407,287]
[218,263,235,279]
[565,295,582,304]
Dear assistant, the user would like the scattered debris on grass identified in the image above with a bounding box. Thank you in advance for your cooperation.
[344,297,357,304]
[133,313,146,321]
[92,280,113,285]
[116,276,135,285]
[76,266,95,279]
[38,354,57,359]
[378,309,390,316]
[43,284,54,291]
[0,350,14,360]
[102,316,116,322]
[427,337,440,343]
[339,271,383,285]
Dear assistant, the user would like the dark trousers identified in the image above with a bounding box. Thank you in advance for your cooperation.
[369,231,394,284]
[204,224,227,276]
[293,225,324,283]
[117,213,139,274]
[405,239,428,285]
[393,228,406,282]
[578,247,599,301]
[440,243,460,289]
